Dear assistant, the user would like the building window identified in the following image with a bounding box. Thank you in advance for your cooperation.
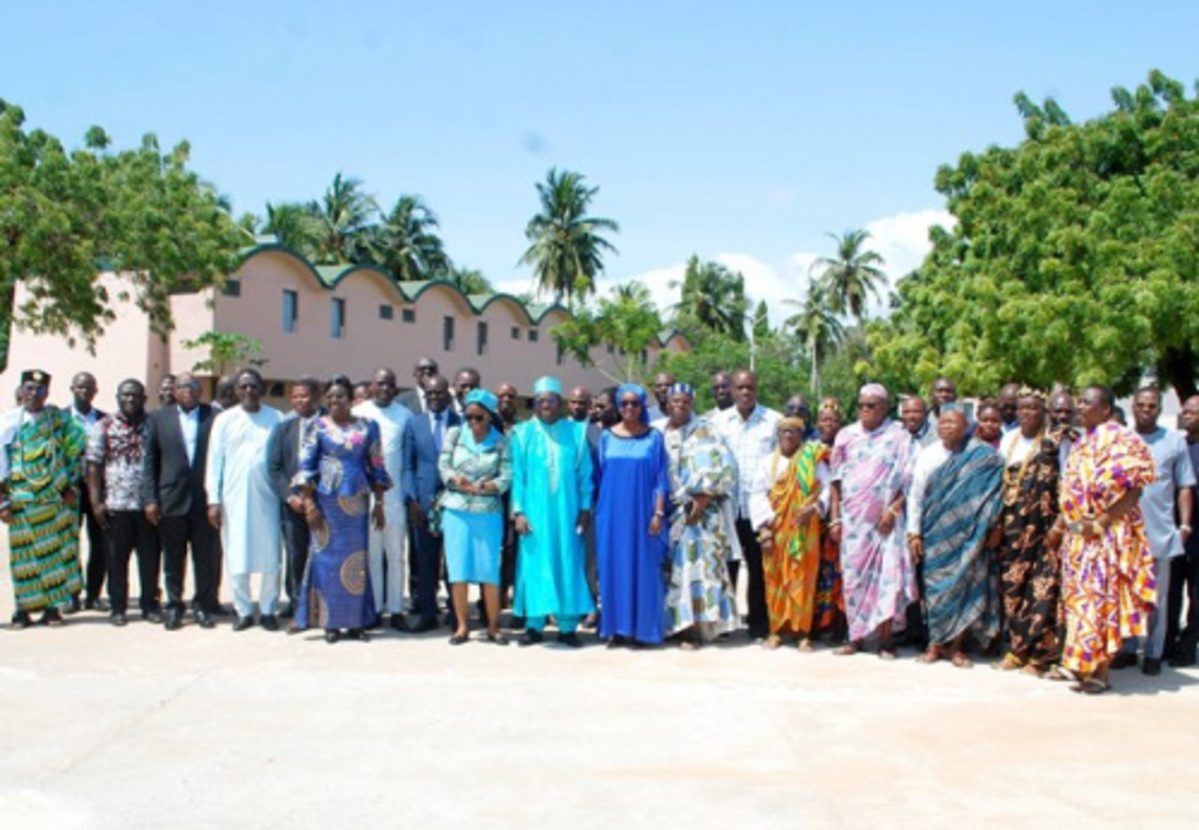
[331,298,346,339]
[556,342,564,365]
[477,321,488,356]
[379,304,394,321]
[402,308,416,323]
[528,329,539,342]
[223,279,241,297]
[282,290,298,334]
[510,326,520,340]
[443,316,454,351]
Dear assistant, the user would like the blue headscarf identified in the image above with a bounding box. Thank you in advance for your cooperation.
[616,383,650,426]
[460,388,502,453]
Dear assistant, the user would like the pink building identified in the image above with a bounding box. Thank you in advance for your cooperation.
[1,242,690,409]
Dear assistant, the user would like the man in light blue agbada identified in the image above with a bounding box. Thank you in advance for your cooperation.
[510,376,594,647]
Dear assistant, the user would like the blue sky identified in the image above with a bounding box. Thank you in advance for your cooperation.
[6,1,1198,319]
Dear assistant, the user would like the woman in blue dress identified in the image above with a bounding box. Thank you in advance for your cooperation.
[596,383,670,647]
[438,388,512,646]
[291,376,391,644]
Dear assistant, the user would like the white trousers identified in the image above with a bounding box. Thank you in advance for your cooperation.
[231,571,281,618]
[369,506,407,614]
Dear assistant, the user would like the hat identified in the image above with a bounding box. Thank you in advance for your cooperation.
[668,382,695,399]
[20,369,50,386]
[533,376,563,397]
[464,388,499,417]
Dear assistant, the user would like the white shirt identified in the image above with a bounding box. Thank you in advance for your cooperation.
[748,449,830,530]
[906,440,952,533]
[353,399,412,508]
[177,405,200,466]
[713,404,782,519]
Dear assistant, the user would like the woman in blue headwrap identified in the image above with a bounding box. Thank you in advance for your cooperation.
[438,388,513,645]
[595,382,671,646]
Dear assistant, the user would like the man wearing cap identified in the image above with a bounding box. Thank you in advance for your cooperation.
[510,376,595,647]
[827,382,917,658]
[0,370,88,627]
[354,367,415,630]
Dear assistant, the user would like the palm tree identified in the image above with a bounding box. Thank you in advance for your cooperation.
[812,229,886,320]
[310,173,376,264]
[262,202,322,259]
[364,194,451,282]
[598,281,662,380]
[671,255,748,340]
[785,277,845,396]
[520,168,619,307]
[444,265,493,295]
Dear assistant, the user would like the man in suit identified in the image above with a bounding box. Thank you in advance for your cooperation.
[404,374,460,630]
[266,377,322,619]
[142,372,220,630]
[397,356,439,415]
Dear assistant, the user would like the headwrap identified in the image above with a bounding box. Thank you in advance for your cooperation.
[819,397,843,417]
[20,369,50,386]
[464,388,499,417]
[533,376,563,397]
[1017,385,1047,401]
[616,383,650,426]
[778,416,806,432]
[668,382,694,399]
[859,382,889,401]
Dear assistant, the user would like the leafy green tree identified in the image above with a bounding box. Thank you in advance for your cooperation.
[671,255,749,341]
[262,201,322,258]
[362,194,451,282]
[444,265,493,295]
[751,299,771,341]
[182,330,268,376]
[0,100,243,367]
[552,281,661,382]
[520,167,619,307]
[785,277,845,397]
[814,229,886,320]
[868,69,1199,400]
[310,173,376,264]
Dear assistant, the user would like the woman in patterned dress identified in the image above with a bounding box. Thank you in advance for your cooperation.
[1047,385,1155,694]
[661,384,739,649]
[291,376,391,644]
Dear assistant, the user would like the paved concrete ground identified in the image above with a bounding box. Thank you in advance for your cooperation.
[1,558,1197,828]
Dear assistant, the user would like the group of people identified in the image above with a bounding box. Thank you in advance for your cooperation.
[2,360,1197,695]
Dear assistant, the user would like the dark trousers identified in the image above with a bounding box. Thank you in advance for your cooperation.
[1166,550,1199,659]
[106,511,161,613]
[280,510,310,605]
[80,485,108,601]
[905,556,929,648]
[735,517,768,639]
[160,510,219,613]
[412,520,445,625]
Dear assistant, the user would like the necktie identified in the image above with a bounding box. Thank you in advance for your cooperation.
[433,412,444,453]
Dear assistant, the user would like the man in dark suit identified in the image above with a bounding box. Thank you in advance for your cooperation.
[404,374,459,630]
[396,356,439,415]
[266,377,322,619]
[141,372,219,630]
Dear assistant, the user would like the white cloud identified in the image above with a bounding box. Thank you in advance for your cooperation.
[623,207,955,329]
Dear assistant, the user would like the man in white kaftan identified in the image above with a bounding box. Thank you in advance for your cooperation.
[205,370,283,630]
[353,368,414,630]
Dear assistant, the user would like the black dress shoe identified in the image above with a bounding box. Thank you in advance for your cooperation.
[260,614,280,632]
[279,603,295,620]
[345,627,369,642]
[390,614,411,632]
[164,610,183,631]
[325,629,341,644]
[11,610,32,629]
[142,609,164,624]
[233,616,255,632]
[519,629,544,647]
[367,614,384,630]
[1169,651,1196,668]
[41,607,65,626]
[558,632,583,648]
[410,618,439,633]
[1110,652,1138,670]
[213,604,233,617]
[83,598,98,611]
[1142,657,1163,676]
[67,595,82,615]
[110,613,128,627]
[196,610,216,629]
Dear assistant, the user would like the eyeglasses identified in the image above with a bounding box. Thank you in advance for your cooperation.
[858,401,882,409]
[465,413,489,423]
[619,400,642,409]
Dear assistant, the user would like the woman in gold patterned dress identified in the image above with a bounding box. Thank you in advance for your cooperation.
[292,376,391,643]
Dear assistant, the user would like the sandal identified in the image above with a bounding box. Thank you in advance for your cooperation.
[834,643,860,657]
[762,634,782,650]
[1070,677,1109,695]
[992,653,1024,672]
[878,647,898,661]
[486,630,509,646]
[41,608,65,627]
[797,638,814,653]
[950,651,973,669]
[680,640,698,651]
[1045,665,1076,683]
[918,646,942,664]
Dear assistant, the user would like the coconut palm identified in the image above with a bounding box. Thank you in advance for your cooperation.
[310,173,376,264]
[520,168,619,306]
[363,194,451,282]
[813,229,886,320]
[262,202,322,259]
[671,255,749,341]
[785,277,845,396]
[443,265,493,295]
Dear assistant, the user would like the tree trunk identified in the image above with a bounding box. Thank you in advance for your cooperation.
[1157,346,1198,405]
